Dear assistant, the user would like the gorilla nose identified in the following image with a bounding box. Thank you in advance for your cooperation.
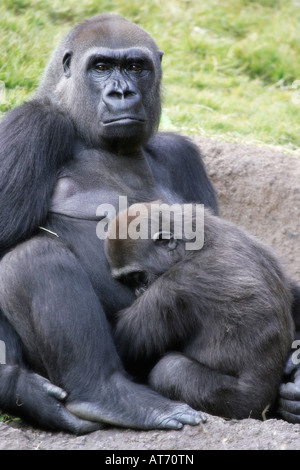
[102,80,141,112]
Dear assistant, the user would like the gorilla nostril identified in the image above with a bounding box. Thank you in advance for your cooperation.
[109,90,123,100]
[107,89,137,101]
[125,90,137,99]
[103,81,141,111]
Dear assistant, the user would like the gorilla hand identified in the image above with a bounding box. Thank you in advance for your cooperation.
[10,368,102,434]
[278,351,300,423]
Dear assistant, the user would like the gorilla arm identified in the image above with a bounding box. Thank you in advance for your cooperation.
[0,99,74,255]
[114,263,199,361]
[145,132,219,214]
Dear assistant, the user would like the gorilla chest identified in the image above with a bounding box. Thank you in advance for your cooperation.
[50,149,160,220]
[48,150,162,312]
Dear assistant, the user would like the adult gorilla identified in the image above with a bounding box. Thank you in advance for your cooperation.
[0,14,298,432]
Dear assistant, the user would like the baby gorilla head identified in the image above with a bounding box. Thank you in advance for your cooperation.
[105,201,186,295]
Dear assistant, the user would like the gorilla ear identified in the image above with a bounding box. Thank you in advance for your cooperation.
[158,51,164,63]
[153,231,177,251]
[62,50,73,78]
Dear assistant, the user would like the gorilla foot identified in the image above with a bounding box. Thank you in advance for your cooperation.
[12,369,103,435]
[66,374,206,430]
[67,399,204,430]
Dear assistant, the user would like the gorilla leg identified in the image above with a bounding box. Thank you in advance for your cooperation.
[0,308,100,434]
[149,353,271,419]
[0,237,202,431]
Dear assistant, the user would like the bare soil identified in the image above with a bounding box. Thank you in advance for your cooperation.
[1,137,300,450]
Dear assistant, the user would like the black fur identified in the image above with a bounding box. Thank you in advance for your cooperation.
[145,133,219,214]
[0,12,299,431]
[106,204,294,419]
[291,283,300,330]
[0,100,74,255]
[0,14,210,432]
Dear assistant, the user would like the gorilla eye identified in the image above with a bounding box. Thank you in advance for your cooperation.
[128,63,143,72]
[95,63,110,72]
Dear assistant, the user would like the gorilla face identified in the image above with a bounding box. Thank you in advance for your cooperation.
[41,15,163,152]
[85,46,157,143]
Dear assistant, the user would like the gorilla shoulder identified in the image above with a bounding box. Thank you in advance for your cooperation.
[145,132,218,212]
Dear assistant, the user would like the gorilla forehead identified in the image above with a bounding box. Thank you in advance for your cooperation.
[38,14,162,97]
[66,14,160,55]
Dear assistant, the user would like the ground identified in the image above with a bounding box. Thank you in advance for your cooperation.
[1,137,300,450]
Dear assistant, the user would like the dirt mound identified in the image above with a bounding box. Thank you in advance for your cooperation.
[1,138,300,450]
[196,137,300,283]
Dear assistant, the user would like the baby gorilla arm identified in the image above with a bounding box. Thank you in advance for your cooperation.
[114,265,198,361]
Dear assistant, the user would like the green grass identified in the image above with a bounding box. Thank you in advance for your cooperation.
[0,414,20,424]
[0,0,300,155]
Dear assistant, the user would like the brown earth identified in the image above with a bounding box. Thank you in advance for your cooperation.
[196,137,300,285]
[1,137,300,450]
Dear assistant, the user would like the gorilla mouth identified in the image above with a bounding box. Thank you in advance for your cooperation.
[103,117,146,126]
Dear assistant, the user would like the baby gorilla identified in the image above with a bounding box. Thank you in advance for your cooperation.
[105,201,294,419]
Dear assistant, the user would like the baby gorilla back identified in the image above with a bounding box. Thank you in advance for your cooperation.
[106,204,294,419]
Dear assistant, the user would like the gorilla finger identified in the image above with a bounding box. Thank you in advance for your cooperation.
[32,373,68,401]
[172,407,206,426]
[43,382,68,401]
[279,382,300,400]
[159,418,183,430]
[278,408,300,424]
[58,406,104,435]
[294,368,300,383]
[283,355,298,376]
[278,398,300,415]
